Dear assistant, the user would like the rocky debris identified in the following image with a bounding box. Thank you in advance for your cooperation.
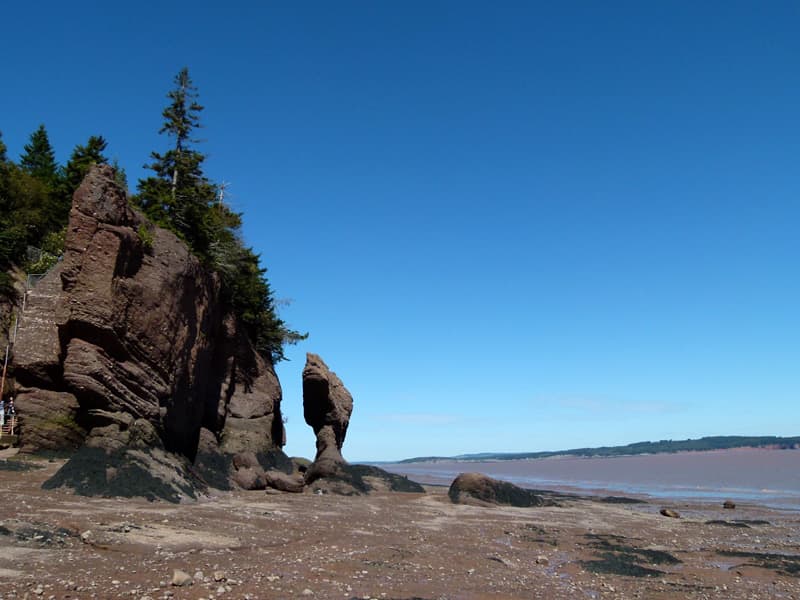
[302,353,353,484]
[264,470,304,493]
[660,508,681,518]
[229,450,298,492]
[724,500,736,509]
[10,165,288,497]
[232,467,267,491]
[448,472,550,507]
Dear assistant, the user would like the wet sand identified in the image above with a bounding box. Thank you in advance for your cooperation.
[1,455,800,599]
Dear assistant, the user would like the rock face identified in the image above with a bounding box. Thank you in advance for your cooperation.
[12,165,287,498]
[302,353,353,483]
[301,353,424,495]
[448,472,548,507]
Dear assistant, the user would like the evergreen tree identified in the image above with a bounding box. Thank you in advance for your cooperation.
[0,130,7,164]
[19,124,59,187]
[136,67,216,255]
[135,68,306,361]
[63,135,108,195]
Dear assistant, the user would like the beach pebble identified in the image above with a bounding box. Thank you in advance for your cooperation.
[171,569,192,587]
[660,508,680,518]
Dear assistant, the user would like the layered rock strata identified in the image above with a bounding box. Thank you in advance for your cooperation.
[12,165,288,498]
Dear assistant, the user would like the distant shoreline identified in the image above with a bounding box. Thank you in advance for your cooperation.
[392,435,800,464]
[395,445,800,465]
[381,446,800,510]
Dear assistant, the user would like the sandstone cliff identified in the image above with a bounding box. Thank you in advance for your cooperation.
[11,165,289,499]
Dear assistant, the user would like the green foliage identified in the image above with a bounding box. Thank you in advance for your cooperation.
[137,224,154,253]
[0,131,7,164]
[112,158,128,191]
[19,124,59,186]
[62,135,108,200]
[0,128,105,291]
[24,228,65,273]
[0,164,54,261]
[135,68,306,361]
[40,227,66,256]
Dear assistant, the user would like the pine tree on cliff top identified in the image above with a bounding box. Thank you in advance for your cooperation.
[135,68,306,361]
[20,124,59,187]
[136,67,216,257]
[63,135,109,198]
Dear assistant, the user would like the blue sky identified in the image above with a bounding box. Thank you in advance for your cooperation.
[2,2,798,461]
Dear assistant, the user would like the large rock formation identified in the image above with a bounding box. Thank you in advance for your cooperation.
[11,165,289,499]
[302,353,353,483]
[302,353,424,495]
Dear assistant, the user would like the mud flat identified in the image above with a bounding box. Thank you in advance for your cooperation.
[382,448,800,509]
[1,457,800,599]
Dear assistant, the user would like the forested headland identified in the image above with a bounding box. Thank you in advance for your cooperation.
[399,435,800,463]
[0,68,304,363]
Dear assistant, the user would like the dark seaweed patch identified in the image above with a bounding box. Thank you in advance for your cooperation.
[599,495,647,504]
[581,553,665,577]
[0,459,43,472]
[580,534,680,578]
[718,550,800,577]
[706,520,751,528]
[42,446,202,503]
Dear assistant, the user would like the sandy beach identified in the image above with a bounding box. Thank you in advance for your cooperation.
[1,456,799,599]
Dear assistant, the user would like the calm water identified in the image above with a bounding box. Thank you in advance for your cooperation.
[381,448,800,509]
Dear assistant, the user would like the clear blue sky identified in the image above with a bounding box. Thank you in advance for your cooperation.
[2,2,798,461]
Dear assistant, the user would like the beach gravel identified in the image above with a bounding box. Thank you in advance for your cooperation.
[0,457,799,599]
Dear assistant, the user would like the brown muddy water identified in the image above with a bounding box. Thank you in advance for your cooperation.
[380,447,800,509]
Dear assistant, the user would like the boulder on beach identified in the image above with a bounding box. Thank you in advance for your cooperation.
[723,500,736,510]
[448,472,549,507]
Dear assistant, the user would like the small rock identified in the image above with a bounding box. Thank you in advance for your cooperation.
[723,500,736,509]
[536,555,549,566]
[301,589,314,596]
[213,571,226,582]
[171,570,193,587]
[217,585,226,594]
[660,508,680,518]
[193,571,204,581]
[80,530,92,543]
